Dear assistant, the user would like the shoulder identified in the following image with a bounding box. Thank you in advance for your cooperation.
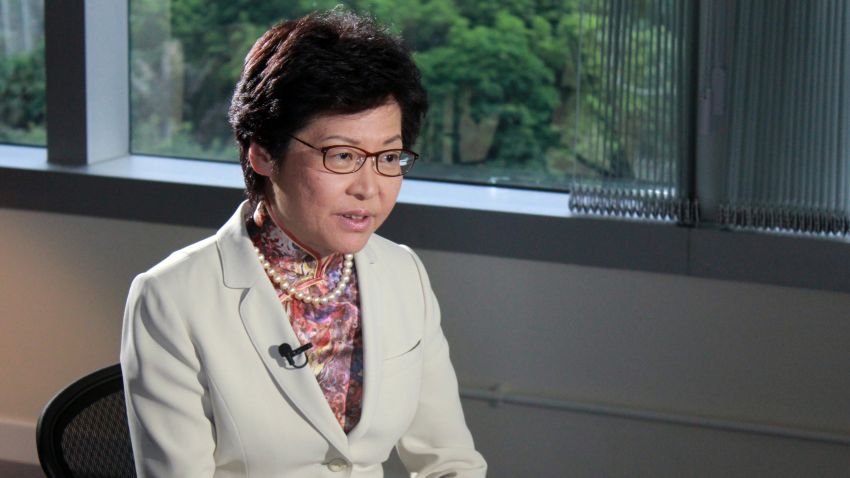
[365,234,436,315]
[124,231,242,342]
[364,233,409,258]
[135,201,253,291]
[366,233,428,279]
[131,234,221,296]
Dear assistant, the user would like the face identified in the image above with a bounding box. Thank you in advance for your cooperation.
[250,102,404,257]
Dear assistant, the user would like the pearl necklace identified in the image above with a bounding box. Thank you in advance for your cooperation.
[255,247,354,305]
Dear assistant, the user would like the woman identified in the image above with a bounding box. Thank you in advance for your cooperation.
[120,9,487,478]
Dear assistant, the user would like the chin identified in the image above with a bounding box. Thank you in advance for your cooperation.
[336,242,368,255]
[339,236,372,255]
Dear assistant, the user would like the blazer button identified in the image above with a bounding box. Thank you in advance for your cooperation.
[326,458,349,472]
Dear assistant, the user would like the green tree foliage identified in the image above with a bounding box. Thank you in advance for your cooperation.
[0,41,45,145]
[355,0,595,186]
[127,0,686,188]
[131,0,594,187]
[130,0,343,159]
[0,1,686,189]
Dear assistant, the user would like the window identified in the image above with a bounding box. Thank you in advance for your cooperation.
[129,0,693,194]
[571,0,696,221]
[713,0,850,236]
[0,0,45,147]
[2,0,848,293]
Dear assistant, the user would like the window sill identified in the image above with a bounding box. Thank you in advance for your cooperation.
[2,146,849,294]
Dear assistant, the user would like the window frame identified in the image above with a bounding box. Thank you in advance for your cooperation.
[2,0,849,295]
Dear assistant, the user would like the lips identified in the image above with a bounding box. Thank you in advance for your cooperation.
[337,211,373,232]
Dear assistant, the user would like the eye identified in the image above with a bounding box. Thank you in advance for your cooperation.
[379,151,401,163]
[324,146,362,164]
[332,151,355,161]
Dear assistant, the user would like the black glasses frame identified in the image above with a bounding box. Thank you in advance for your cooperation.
[289,135,418,177]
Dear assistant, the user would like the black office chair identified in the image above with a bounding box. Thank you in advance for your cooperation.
[37,364,137,478]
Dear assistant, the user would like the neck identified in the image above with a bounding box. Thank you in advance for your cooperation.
[263,203,331,260]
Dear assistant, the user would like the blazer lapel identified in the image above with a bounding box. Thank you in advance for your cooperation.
[239,285,350,455]
[346,244,383,442]
[216,203,350,456]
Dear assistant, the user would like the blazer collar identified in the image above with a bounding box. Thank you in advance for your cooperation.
[215,202,383,455]
[216,202,263,289]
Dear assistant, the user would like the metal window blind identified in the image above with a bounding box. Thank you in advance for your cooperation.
[720,0,850,236]
[571,0,697,222]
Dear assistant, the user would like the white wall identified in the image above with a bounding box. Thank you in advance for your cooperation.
[2,207,849,476]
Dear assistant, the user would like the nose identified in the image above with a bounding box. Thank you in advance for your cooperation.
[347,156,380,200]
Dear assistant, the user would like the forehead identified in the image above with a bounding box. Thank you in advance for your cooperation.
[300,102,402,142]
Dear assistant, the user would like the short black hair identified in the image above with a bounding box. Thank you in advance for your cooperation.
[228,9,428,206]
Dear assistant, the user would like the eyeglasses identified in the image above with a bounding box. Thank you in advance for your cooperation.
[290,135,418,177]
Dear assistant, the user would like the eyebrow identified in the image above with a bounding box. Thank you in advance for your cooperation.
[321,134,403,146]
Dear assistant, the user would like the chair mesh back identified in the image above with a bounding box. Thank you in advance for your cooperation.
[60,390,136,478]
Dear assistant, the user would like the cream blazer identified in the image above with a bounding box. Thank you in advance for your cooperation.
[121,203,486,477]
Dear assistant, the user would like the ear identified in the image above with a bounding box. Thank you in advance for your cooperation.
[248,143,274,177]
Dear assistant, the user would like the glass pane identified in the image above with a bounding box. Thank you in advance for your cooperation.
[569,0,696,221]
[130,0,691,192]
[0,0,45,146]
[720,0,850,236]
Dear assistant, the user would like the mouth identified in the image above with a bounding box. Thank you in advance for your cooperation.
[337,212,373,232]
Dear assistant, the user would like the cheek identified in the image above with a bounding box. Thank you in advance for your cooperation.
[298,175,347,212]
[381,181,403,211]
[275,175,315,222]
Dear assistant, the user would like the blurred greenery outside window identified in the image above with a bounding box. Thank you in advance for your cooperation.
[130,0,691,192]
[0,0,45,147]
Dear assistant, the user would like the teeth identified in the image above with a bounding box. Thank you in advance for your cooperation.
[344,214,365,219]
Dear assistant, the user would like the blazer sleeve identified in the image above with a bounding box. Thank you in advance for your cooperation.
[120,272,217,477]
[396,249,488,477]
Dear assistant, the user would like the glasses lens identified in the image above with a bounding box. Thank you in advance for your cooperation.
[323,146,363,173]
[376,150,416,176]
